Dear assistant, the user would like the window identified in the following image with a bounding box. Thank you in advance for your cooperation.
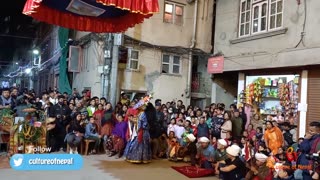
[127,49,139,70]
[164,2,184,26]
[238,0,283,37]
[162,54,181,74]
[239,0,251,36]
[269,0,283,30]
[252,2,267,34]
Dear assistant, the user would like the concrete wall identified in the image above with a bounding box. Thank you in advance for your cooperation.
[214,0,320,71]
[197,56,212,95]
[120,0,213,104]
[72,41,103,97]
[126,0,213,51]
[118,47,189,104]
[211,83,235,105]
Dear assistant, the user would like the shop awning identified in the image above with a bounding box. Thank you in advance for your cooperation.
[22,0,159,33]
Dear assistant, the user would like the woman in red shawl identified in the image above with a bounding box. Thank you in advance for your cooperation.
[101,103,114,137]
[93,103,105,133]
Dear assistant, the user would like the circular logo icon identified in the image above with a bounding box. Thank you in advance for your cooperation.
[10,154,24,169]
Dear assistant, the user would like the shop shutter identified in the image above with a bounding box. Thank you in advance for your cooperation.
[306,70,320,131]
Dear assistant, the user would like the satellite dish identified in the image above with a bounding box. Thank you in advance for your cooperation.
[186,0,195,4]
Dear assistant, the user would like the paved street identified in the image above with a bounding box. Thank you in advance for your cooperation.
[0,154,218,180]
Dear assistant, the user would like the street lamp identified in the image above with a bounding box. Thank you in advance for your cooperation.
[25,68,32,74]
[33,49,40,55]
[15,62,19,65]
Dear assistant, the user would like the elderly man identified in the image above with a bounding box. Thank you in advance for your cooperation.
[196,137,215,169]
[217,144,245,179]
[246,153,271,179]
[179,133,197,166]
[214,139,228,162]
[214,139,228,173]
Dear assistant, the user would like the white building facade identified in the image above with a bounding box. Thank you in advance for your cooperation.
[214,0,320,136]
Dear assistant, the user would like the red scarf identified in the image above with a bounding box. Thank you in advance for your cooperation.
[244,142,251,161]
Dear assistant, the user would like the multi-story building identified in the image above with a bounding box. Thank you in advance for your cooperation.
[33,25,67,94]
[72,0,214,106]
[214,0,320,137]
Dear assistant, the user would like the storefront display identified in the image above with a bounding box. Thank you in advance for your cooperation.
[240,75,299,125]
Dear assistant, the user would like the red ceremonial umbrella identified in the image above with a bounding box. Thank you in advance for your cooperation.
[22,0,159,33]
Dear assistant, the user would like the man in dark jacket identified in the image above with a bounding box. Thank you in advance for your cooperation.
[146,102,163,159]
[49,95,71,152]
[0,88,14,110]
[155,102,165,133]
[297,121,320,180]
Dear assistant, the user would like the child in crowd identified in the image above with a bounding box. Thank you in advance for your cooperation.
[174,119,185,143]
[256,126,263,140]
[180,120,193,146]
[167,131,176,143]
[167,118,177,136]
[168,136,180,161]
[257,142,269,156]
[188,117,198,137]
[252,135,260,153]
[84,117,101,154]
[211,136,217,150]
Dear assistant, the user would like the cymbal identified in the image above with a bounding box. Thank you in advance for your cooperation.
[22,108,37,113]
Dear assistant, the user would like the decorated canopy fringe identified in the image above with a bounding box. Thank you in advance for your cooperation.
[22,0,159,33]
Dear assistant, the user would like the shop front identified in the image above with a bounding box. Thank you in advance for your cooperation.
[238,72,300,128]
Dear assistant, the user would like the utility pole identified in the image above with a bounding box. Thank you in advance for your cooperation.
[101,33,112,99]
[109,33,122,106]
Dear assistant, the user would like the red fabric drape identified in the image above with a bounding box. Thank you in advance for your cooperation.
[22,0,42,15]
[96,0,159,15]
[22,0,159,33]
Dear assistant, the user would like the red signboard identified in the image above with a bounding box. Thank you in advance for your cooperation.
[207,56,224,74]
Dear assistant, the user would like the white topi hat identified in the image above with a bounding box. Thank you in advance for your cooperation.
[198,137,210,143]
[226,145,241,157]
[218,139,228,147]
[255,153,268,163]
[187,134,196,142]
